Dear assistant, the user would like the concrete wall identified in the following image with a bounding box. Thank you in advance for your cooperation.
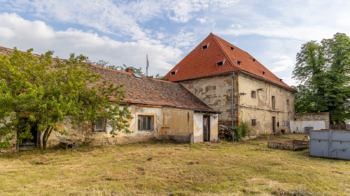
[237,73,295,135]
[290,112,330,133]
[179,74,239,126]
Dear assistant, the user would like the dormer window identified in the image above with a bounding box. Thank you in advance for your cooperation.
[217,60,225,66]
[171,71,176,75]
[228,46,234,51]
[232,59,240,65]
[262,71,265,75]
[279,78,283,82]
[253,59,256,62]
[202,44,208,50]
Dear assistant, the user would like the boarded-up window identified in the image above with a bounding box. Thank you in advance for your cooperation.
[252,119,256,126]
[138,115,153,131]
[94,117,106,132]
[272,96,275,110]
[251,91,256,98]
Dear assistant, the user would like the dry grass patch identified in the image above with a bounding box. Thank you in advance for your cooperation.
[0,134,350,195]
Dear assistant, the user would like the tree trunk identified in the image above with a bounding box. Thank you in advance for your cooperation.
[42,127,53,150]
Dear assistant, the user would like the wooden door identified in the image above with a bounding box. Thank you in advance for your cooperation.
[203,115,210,142]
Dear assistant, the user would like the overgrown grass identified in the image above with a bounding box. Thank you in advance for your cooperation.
[1,134,350,195]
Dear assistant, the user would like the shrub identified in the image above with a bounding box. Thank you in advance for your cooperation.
[232,121,251,142]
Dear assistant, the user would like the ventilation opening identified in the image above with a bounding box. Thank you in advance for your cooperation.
[262,71,265,75]
[228,46,234,51]
[237,61,241,65]
[133,73,142,79]
[253,59,256,62]
[217,61,224,66]
[170,71,176,75]
[279,78,283,82]
[202,45,208,50]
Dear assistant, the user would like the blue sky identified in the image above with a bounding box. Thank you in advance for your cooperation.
[1,0,350,86]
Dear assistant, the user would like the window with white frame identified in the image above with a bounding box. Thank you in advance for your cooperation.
[138,115,153,131]
[93,116,106,132]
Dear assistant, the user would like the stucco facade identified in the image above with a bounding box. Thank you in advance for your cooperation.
[180,72,295,135]
[1,105,219,153]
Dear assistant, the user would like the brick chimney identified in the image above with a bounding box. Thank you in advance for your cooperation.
[125,68,133,73]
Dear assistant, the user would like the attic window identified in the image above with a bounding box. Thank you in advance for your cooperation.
[217,60,225,66]
[202,44,208,50]
[133,73,142,79]
[171,71,176,75]
[228,46,234,51]
[260,71,265,75]
[252,59,256,62]
[279,79,283,82]
[232,59,240,65]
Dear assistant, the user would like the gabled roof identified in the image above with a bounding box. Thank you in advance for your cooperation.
[87,65,213,111]
[0,46,214,112]
[164,33,295,92]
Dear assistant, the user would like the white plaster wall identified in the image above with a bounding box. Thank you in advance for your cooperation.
[290,121,326,133]
[210,114,219,141]
[193,113,203,143]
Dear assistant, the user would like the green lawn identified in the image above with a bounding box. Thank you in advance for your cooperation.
[0,134,349,195]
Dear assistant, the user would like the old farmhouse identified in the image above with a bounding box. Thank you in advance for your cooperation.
[164,33,297,135]
[0,46,220,151]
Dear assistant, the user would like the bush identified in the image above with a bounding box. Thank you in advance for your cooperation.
[232,121,251,142]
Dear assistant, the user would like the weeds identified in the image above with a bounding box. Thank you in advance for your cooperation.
[0,133,348,195]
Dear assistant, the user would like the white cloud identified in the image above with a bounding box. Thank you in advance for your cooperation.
[0,13,182,76]
[197,17,208,24]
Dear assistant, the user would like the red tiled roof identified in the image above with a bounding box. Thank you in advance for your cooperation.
[0,46,213,111]
[164,33,295,91]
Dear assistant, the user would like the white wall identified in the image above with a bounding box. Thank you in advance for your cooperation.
[290,121,326,133]
[193,113,203,143]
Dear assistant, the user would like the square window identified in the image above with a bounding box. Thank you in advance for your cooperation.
[94,117,106,132]
[252,119,256,126]
[251,91,256,98]
[138,115,154,131]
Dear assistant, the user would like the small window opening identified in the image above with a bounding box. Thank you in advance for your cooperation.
[262,71,265,75]
[272,96,275,110]
[138,115,153,131]
[279,78,283,82]
[228,46,234,51]
[202,45,208,50]
[253,59,256,62]
[237,61,241,65]
[252,119,256,126]
[217,61,224,66]
[94,117,106,132]
[171,71,176,75]
[277,122,279,127]
[287,100,289,110]
[251,91,256,98]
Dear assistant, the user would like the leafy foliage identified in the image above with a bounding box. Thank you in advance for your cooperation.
[233,121,250,142]
[0,48,132,149]
[293,33,350,124]
[89,60,166,80]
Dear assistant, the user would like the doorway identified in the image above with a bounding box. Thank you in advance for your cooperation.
[272,117,276,133]
[203,115,210,142]
[18,119,38,151]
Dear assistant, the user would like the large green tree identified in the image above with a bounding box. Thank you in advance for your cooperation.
[0,48,132,150]
[293,33,350,124]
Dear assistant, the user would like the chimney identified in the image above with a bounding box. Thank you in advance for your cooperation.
[125,68,133,73]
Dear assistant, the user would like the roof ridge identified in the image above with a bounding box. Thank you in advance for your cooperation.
[211,34,241,71]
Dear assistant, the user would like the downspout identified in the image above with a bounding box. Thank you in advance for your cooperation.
[231,72,235,141]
